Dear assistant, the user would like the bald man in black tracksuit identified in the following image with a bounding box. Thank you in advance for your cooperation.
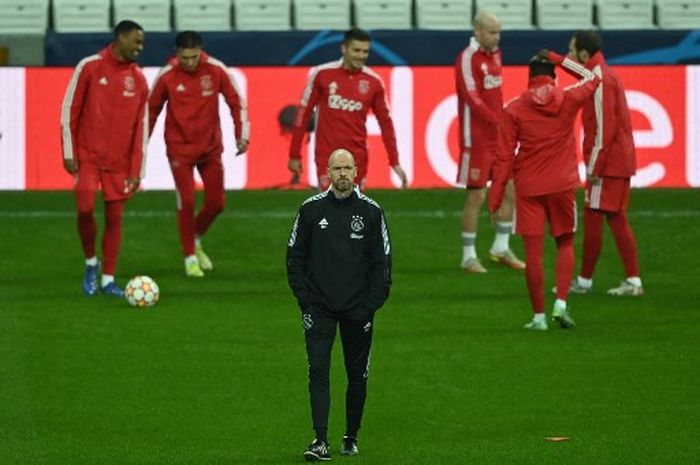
[286,149,392,461]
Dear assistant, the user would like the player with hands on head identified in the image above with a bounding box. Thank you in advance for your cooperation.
[61,19,148,297]
[490,51,600,330]
[149,30,250,277]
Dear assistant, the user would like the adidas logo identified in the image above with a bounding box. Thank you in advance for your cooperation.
[318,218,329,229]
[99,77,108,86]
[176,83,186,92]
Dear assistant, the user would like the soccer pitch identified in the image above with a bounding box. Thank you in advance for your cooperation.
[1,189,698,464]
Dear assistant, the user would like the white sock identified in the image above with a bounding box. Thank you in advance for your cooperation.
[627,276,642,287]
[577,276,593,288]
[185,255,198,266]
[85,256,98,266]
[101,274,114,287]
[554,299,567,312]
[461,232,477,260]
[491,222,512,254]
[195,236,202,248]
[533,313,546,323]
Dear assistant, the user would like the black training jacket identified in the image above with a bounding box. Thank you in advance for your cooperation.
[286,187,392,318]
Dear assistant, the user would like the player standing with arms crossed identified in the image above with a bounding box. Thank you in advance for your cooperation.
[490,51,600,330]
[149,31,249,277]
[61,20,148,297]
[455,11,525,273]
[288,28,408,191]
[557,31,644,296]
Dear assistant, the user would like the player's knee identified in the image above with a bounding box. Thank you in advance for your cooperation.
[347,369,369,384]
[308,364,330,384]
[467,188,486,206]
[207,196,225,215]
[77,209,93,221]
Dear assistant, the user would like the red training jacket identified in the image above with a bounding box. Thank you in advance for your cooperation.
[288,59,399,170]
[61,46,149,179]
[490,58,600,211]
[580,52,636,177]
[454,37,504,178]
[148,51,249,159]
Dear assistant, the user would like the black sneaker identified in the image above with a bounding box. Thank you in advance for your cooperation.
[304,439,331,461]
[340,436,358,456]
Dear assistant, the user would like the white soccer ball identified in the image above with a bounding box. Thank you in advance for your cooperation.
[125,276,160,308]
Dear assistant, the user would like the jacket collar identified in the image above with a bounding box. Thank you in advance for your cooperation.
[470,36,499,54]
[585,51,606,70]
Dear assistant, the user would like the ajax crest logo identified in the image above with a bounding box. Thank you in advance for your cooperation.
[350,215,364,232]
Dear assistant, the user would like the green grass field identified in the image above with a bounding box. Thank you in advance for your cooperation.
[1,188,699,465]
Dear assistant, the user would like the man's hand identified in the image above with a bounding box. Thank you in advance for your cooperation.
[63,158,78,174]
[236,139,249,156]
[288,158,302,176]
[124,177,140,194]
[392,164,408,189]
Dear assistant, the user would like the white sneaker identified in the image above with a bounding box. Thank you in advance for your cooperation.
[195,245,213,271]
[551,279,592,295]
[552,305,576,329]
[460,257,487,273]
[523,319,548,331]
[607,279,644,296]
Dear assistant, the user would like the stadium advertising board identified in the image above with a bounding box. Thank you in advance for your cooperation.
[2,66,699,190]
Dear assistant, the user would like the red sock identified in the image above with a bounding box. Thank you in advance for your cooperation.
[581,208,604,279]
[195,158,225,238]
[607,211,640,278]
[555,233,575,301]
[522,235,545,314]
[102,201,124,276]
[75,190,97,259]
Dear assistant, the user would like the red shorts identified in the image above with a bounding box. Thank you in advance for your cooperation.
[456,149,495,188]
[74,161,132,202]
[515,189,577,237]
[585,177,630,212]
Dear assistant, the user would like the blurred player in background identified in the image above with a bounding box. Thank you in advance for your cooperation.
[60,20,148,297]
[149,30,249,277]
[558,31,644,296]
[288,28,408,191]
[455,11,525,273]
[490,51,600,330]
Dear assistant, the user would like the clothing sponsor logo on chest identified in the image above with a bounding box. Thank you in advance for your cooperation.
[350,215,364,239]
[358,79,370,94]
[123,76,136,97]
[200,75,214,96]
[328,81,363,112]
[480,63,502,90]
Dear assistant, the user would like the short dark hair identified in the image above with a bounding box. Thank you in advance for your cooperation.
[175,30,203,49]
[113,20,143,40]
[573,30,602,56]
[343,28,371,45]
[528,55,556,79]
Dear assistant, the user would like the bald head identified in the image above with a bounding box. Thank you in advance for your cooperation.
[328,149,355,168]
[473,11,501,51]
[474,11,499,29]
[327,149,356,196]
